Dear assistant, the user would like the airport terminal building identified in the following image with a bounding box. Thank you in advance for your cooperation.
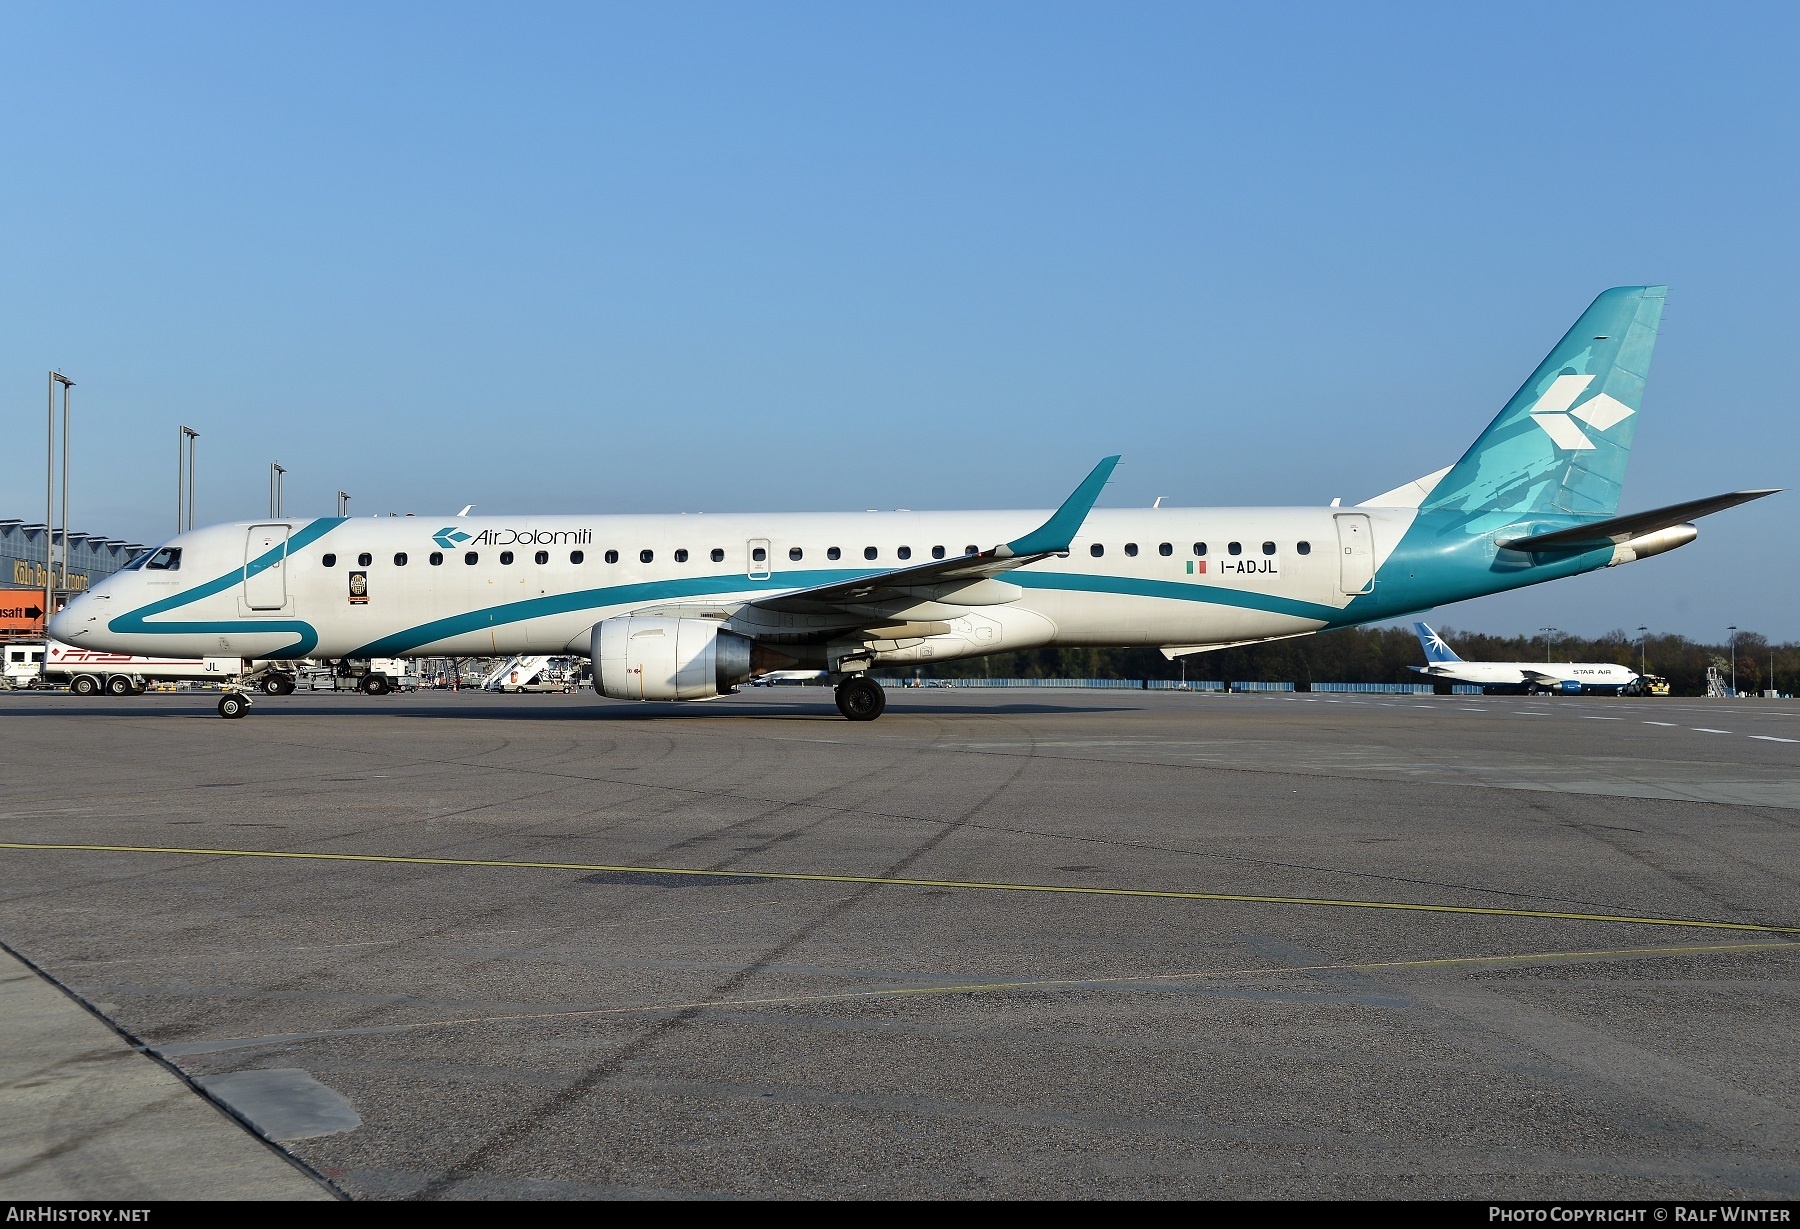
[1,519,145,638]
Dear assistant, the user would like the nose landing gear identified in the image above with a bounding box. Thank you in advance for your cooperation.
[834,675,886,721]
[217,691,252,719]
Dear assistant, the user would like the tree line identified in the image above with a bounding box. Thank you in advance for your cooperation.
[882,627,1795,697]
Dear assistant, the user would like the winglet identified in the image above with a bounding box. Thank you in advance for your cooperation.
[998,456,1120,558]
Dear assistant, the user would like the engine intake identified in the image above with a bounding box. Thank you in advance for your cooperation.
[593,616,758,700]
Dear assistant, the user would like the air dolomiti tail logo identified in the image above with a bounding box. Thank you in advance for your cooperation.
[1527,374,1634,451]
[432,525,590,548]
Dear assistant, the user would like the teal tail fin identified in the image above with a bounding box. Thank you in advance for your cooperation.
[1421,286,1666,523]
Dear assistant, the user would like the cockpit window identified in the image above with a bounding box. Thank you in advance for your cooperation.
[144,547,182,571]
[122,551,151,570]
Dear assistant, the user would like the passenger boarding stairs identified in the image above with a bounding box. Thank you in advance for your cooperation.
[482,655,552,691]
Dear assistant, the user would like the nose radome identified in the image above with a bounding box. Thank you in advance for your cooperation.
[48,593,95,642]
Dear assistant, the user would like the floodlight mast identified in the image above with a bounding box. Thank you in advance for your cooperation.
[44,371,74,681]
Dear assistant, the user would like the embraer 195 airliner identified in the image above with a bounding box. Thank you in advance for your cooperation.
[51,287,1777,720]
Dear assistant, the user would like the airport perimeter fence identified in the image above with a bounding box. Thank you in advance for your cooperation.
[903,677,1482,695]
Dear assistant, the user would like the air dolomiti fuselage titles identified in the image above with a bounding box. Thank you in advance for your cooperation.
[49,287,1778,720]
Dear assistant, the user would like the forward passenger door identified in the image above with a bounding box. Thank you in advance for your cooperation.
[242,524,292,611]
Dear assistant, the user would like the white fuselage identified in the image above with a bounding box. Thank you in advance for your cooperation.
[1415,660,1639,689]
[54,505,1419,664]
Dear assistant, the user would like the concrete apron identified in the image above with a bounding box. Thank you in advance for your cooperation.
[0,944,337,1200]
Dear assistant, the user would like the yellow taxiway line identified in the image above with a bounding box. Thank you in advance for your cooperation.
[5,840,1798,934]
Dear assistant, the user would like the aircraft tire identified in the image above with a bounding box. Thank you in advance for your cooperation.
[261,674,295,696]
[835,676,886,721]
[70,675,100,697]
[218,693,250,719]
[363,674,392,697]
[105,675,134,697]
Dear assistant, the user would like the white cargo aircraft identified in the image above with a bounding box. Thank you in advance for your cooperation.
[51,286,1776,720]
[1408,623,1640,695]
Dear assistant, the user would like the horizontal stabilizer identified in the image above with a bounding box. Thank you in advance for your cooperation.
[1497,489,1779,551]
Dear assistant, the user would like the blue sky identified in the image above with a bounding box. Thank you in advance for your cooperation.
[2,3,1794,639]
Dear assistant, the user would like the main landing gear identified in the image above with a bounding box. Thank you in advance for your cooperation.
[834,675,886,721]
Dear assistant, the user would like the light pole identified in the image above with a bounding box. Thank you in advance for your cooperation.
[1727,625,1738,697]
[1637,625,1649,677]
[269,462,286,518]
[1539,626,1558,661]
[177,426,199,532]
[337,491,350,517]
[44,371,73,678]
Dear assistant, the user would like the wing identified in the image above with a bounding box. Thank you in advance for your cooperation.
[634,456,1119,631]
[756,455,1118,613]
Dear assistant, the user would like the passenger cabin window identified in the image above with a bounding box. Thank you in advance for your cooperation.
[1158,542,1172,556]
[394,552,408,566]
[897,546,911,560]
[827,547,841,560]
[1193,542,1207,556]
[464,551,479,565]
[639,549,654,563]
[1124,543,1139,557]
[1262,541,1276,555]
[1296,541,1311,555]
[965,545,979,556]
[675,549,689,563]
[605,550,618,564]
[500,551,514,565]
[1228,542,1242,555]
[535,550,549,565]
[1090,543,1104,557]
[789,547,803,561]
[144,547,183,571]
[932,545,945,560]
[358,553,373,567]
[429,551,443,566]
[320,553,336,568]
[571,550,585,564]
[710,548,724,562]
[864,546,878,560]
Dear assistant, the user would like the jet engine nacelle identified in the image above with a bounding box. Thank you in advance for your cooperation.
[593,616,755,700]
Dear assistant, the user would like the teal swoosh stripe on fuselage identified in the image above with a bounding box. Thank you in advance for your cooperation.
[347,569,870,656]
[1008,570,1341,622]
[346,567,1346,657]
[108,518,347,659]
